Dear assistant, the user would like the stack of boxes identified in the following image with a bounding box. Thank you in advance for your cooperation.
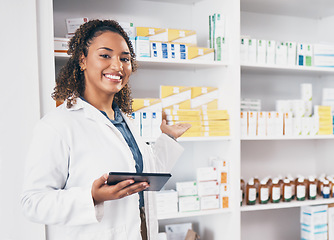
[136,26,215,61]
[240,36,314,67]
[300,205,328,240]
[131,98,162,140]
[156,157,229,215]
[161,85,230,137]
[315,106,333,135]
[314,44,334,67]
[241,83,334,137]
[209,13,228,62]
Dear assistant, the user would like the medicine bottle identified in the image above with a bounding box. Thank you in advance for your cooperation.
[283,179,292,202]
[259,179,269,204]
[270,178,281,203]
[323,180,330,198]
[278,176,284,199]
[296,177,306,201]
[266,176,272,187]
[307,176,317,200]
[240,178,245,206]
[287,175,295,200]
[246,178,256,205]
[253,176,260,198]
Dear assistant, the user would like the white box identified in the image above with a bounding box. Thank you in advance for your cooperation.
[178,196,200,212]
[274,112,284,136]
[158,232,167,240]
[198,181,220,196]
[275,42,288,65]
[165,223,193,240]
[297,43,305,66]
[176,181,198,196]
[131,112,141,136]
[200,195,219,210]
[54,37,69,54]
[305,44,313,66]
[211,158,228,184]
[301,205,328,226]
[151,42,162,59]
[284,112,293,136]
[220,184,230,208]
[248,39,257,64]
[136,36,150,58]
[292,99,306,118]
[257,39,267,64]
[119,22,136,38]
[266,112,275,136]
[156,190,178,215]
[240,37,249,63]
[257,111,267,136]
[66,17,89,34]
[241,111,248,137]
[196,167,218,182]
[168,43,181,60]
[293,117,302,136]
[248,111,257,136]
[141,111,152,138]
[301,117,312,136]
[151,111,162,139]
[266,40,276,65]
[287,42,297,66]
[301,84,313,102]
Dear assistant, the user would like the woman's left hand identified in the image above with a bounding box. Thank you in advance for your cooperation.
[160,119,191,139]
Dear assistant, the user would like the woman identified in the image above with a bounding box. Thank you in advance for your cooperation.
[21,19,190,240]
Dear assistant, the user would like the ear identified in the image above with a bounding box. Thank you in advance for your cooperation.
[79,54,87,71]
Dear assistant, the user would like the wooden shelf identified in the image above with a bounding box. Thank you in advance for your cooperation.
[241,198,334,212]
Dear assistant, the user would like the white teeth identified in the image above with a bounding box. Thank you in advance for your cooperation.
[105,74,121,80]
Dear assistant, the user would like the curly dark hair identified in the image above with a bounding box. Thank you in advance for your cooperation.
[52,19,137,114]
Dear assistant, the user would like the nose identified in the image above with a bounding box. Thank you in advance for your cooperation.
[110,56,123,71]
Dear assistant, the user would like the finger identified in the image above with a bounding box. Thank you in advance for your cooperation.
[122,182,150,197]
[113,179,135,192]
[93,173,109,188]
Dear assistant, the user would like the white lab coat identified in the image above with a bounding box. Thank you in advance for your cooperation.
[21,98,184,240]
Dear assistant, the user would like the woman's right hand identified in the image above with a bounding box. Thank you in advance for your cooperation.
[91,173,149,205]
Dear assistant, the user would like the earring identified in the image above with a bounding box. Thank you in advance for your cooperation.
[80,66,86,71]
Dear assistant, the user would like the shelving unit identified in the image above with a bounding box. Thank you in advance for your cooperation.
[240,1,334,240]
[241,198,334,212]
[50,0,240,239]
[36,0,334,239]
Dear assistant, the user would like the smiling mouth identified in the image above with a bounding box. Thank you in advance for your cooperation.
[104,74,122,81]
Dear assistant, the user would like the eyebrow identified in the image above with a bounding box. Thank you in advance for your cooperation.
[98,47,130,55]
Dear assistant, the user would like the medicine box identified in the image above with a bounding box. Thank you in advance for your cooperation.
[220,184,229,208]
[190,87,219,109]
[160,86,192,108]
[156,190,178,215]
[66,17,89,34]
[200,195,220,210]
[131,111,141,136]
[248,39,257,64]
[119,22,136,38]
[266,40,276,65]
[176,181,198,196]
[197,181,220,196]
[187,46,214,61]
[178,196,200,212]
[248,111,257,136]
[132,98,162,112]
[257,39,266,64]
[54,38,69,54]
[240,37,249,63]
[196,167,218,182]
[135,36,150,58]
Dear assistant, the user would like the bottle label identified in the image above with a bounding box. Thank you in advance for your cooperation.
[260,188,269,203]
[272,187,280,202]
[284,185,292,200]
[248,188,256,202]
[309,184,317,198]
[297,185,306,199]
[323,186,330,195]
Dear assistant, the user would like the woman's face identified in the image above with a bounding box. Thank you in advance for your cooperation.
[80,31,132,100]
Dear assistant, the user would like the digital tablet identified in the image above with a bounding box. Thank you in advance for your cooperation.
[107,172,172,191]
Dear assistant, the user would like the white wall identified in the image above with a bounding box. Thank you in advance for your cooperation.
[0,0,45,239]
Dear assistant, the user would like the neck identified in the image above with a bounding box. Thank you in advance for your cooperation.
[83,92,115,120]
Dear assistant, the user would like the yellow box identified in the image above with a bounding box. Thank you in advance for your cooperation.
[191,87,219,109]
[182,131,202,137]
[192,99,218,111]
[160,86,192,108]
[202,125,230,132]
[164,109,200,116]
[136,27,197,45]
[202,131,230,137]
[132,98,162,112]
[201,110,229,120]
[202,120,230,127]
[167,120,201,127]
[187,46,214,61]
[163,100,191,110]
[166,115,201,121]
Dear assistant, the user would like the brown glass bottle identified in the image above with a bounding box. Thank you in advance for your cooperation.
[283,179,292,202]
[259,179,269,204]
[307,176,317,200]
[270,178,281,203]
[296,177,306,201]
[246,178,256,205]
